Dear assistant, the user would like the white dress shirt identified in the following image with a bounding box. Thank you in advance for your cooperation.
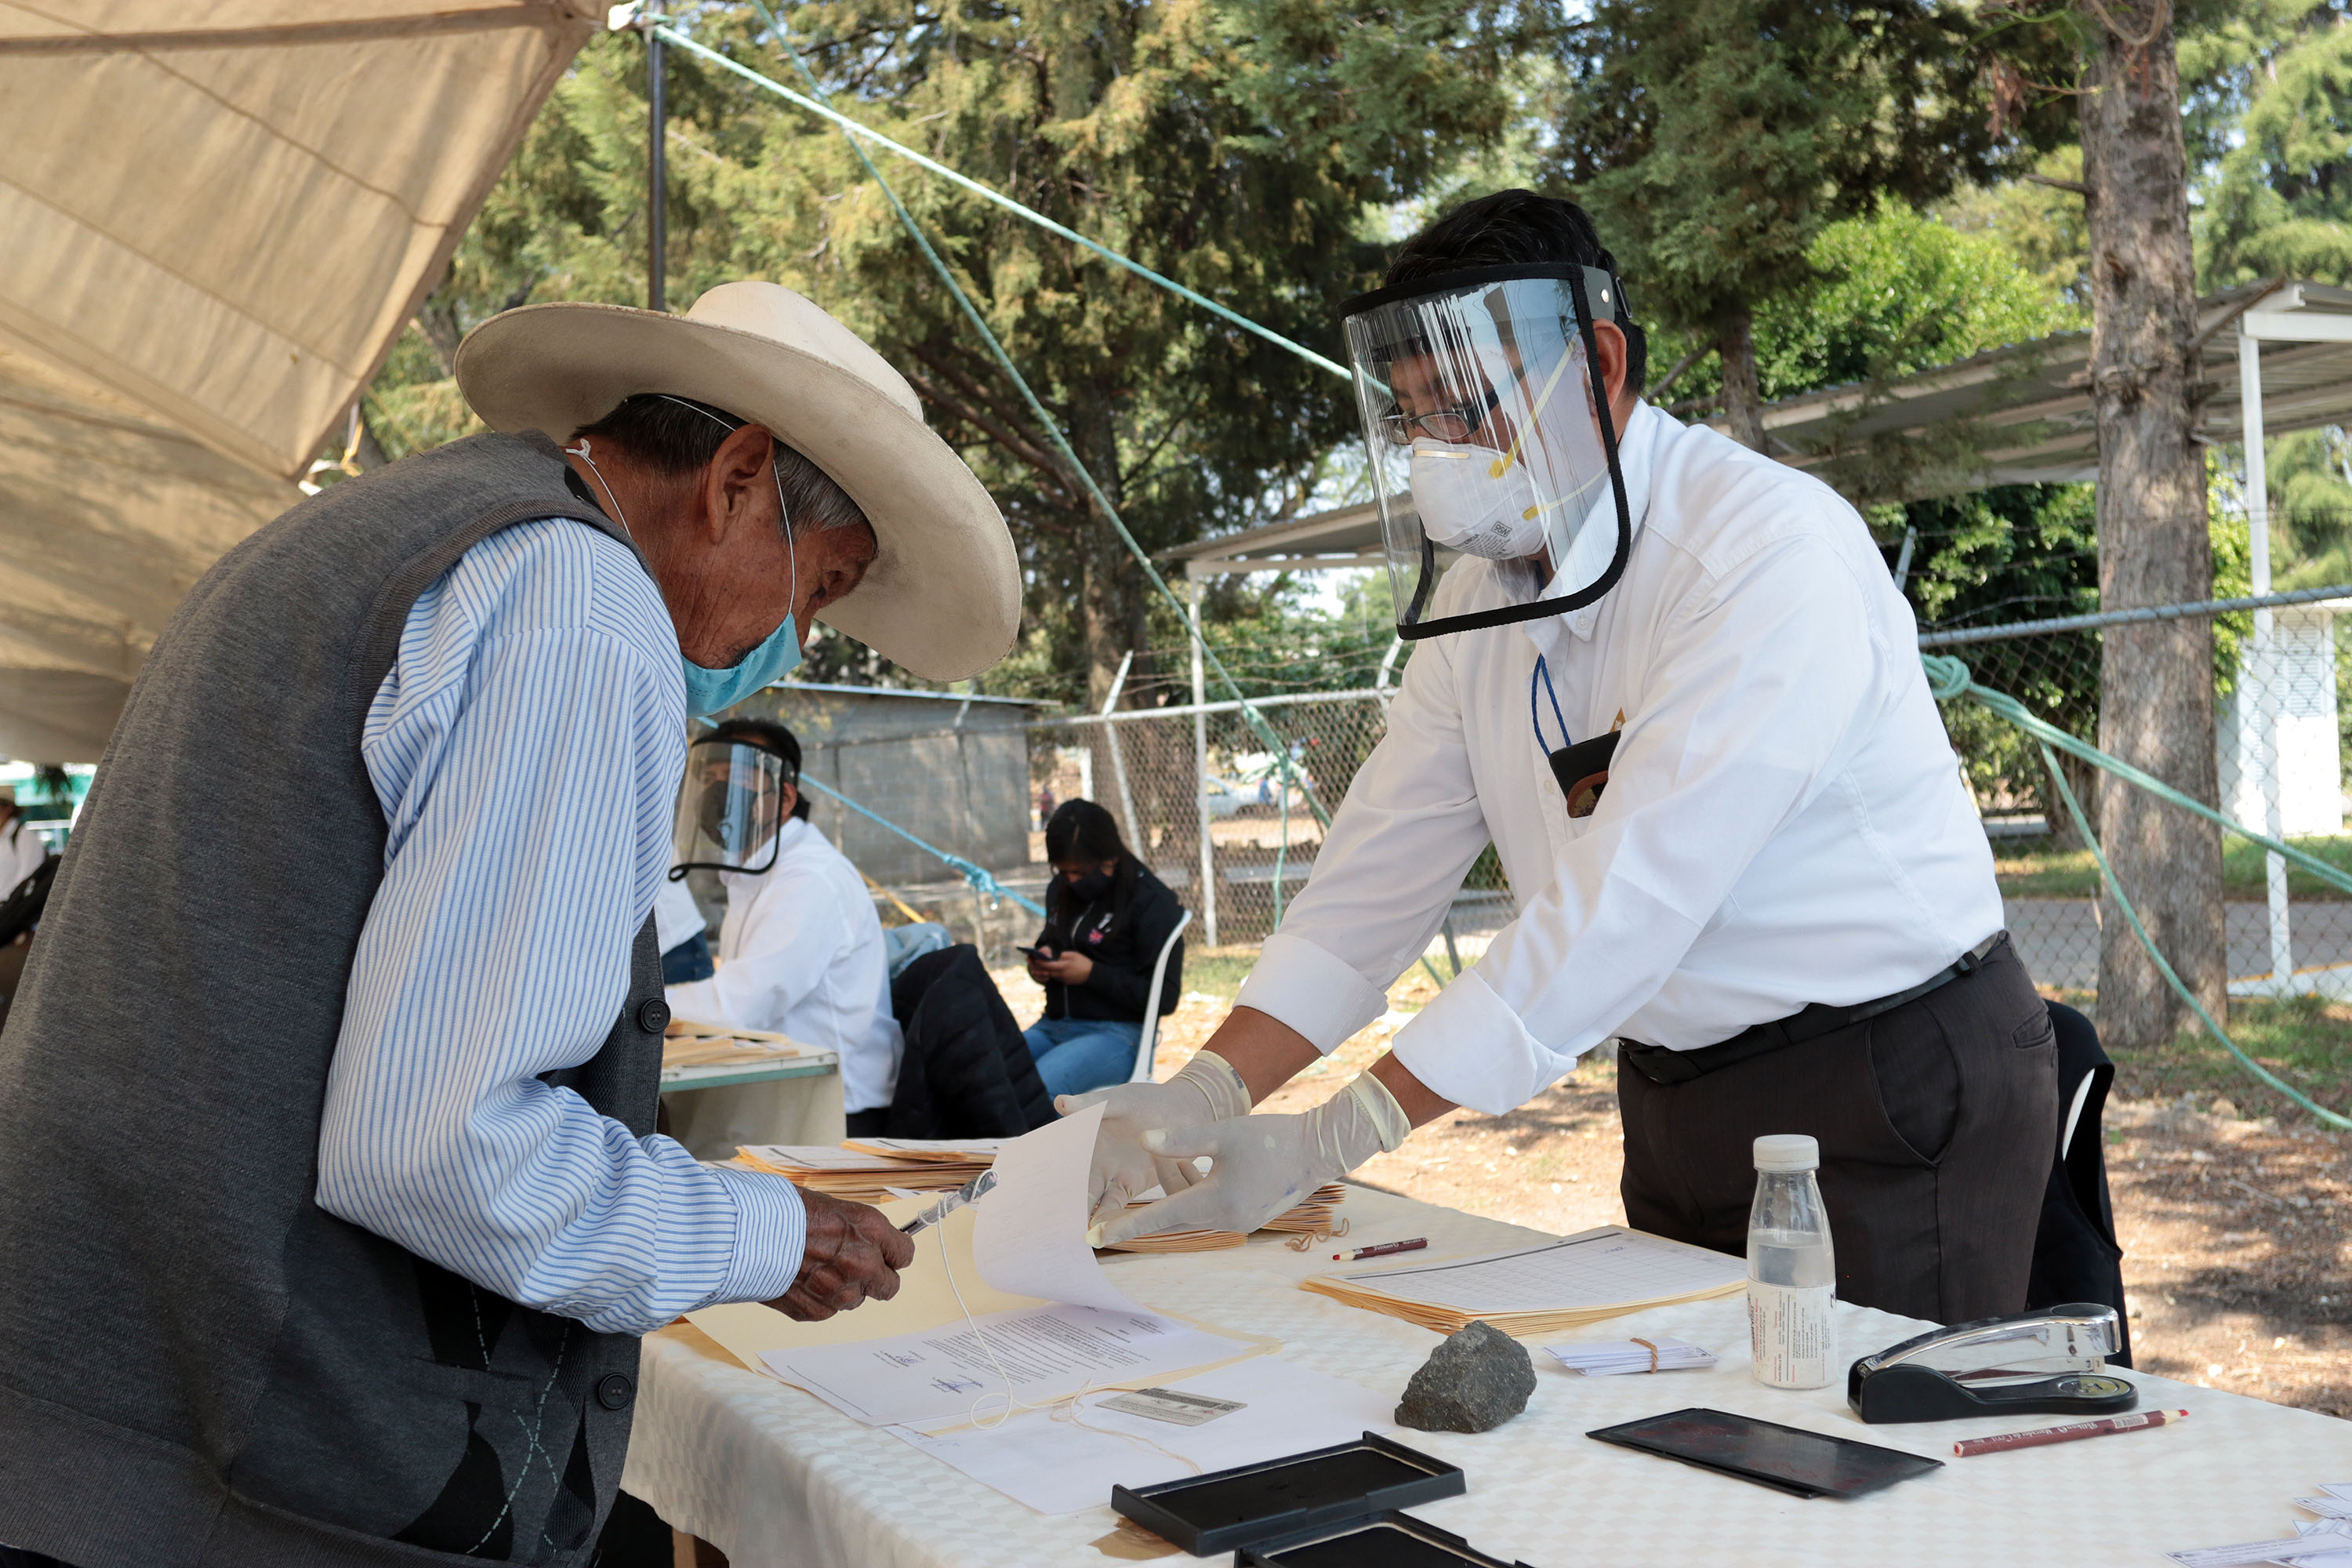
[1235,402,2004,1116]
[654,873,707,951]
[666,814,906,1114]
[317,519,806,1338]
[0,816,46,896]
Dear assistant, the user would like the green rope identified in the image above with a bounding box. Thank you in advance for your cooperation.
[2036,737,2352,1131]
[1922,653,2352,898]
[1926,652,2352,1130]
[648,22,1350,382]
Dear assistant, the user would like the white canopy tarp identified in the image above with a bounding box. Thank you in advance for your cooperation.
[0,0,602,758]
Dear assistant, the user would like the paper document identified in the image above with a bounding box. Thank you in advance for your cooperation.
[763,1301,1251,1428]
[2167,1521,2352,1567]
[2300,1499,2352,1521]
[1343,1228,1745,1314]
[971,1104,1143,1313]
[892,1357,1395,1515]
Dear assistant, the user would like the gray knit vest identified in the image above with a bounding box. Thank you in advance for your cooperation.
[0,432,670,1568]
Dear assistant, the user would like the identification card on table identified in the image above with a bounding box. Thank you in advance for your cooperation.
[1098,1388,1247,1426]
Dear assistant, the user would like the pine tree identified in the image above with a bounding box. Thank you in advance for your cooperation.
[1544,0,2058,452]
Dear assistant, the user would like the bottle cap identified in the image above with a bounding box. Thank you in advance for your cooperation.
[1753,1134,1819,1172]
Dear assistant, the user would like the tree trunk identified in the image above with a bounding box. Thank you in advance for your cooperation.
[2078,5,2226,1048]
[1715,303,1767,452]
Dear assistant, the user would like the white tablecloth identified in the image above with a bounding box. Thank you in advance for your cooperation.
[622,1185,2352,1566]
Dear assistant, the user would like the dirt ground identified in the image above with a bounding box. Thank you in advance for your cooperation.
[996,959,2352,1419]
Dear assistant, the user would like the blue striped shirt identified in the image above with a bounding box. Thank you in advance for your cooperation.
[315,518,807,1337]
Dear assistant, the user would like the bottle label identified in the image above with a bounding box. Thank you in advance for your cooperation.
[1748,1281,1835,1389]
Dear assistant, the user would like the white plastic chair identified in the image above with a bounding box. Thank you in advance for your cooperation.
[1128,908,1194,1083]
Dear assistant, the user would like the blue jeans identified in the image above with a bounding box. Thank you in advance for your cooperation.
[1025,1016,1143,1102]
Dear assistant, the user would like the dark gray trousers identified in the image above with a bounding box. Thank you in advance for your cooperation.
[1617,938,2059,1325]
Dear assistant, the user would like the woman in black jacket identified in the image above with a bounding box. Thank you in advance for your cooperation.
[1024,800,1185,1099]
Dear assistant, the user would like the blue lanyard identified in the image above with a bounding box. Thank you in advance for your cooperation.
[1530,654,1572,754]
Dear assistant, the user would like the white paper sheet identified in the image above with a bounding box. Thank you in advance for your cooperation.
[890,1357,1396,1515]
[762,1301,1251,1428]
[2167,1519,2352,1566]
[1338,1227,1745,1314]
[971,1105,1143,1313]
[1544,1336,1718,1375]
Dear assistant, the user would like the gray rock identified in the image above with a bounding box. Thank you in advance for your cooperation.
[1394,1321,1536,1433]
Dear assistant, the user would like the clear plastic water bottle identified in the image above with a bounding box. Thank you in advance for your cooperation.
[1746,1134,1835,1389]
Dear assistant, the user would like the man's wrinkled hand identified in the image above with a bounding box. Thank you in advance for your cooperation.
[764,1188,914,1321]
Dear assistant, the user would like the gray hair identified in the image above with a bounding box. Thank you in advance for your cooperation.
[569,393,869,535]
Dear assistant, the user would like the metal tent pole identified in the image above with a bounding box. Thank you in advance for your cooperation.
[1190,573,1215,946]
[1101,651,1143,858]
[647,25,668,312]
[2240,325,2292,990]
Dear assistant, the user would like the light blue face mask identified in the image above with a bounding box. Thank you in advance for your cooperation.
[678,608,800,717]
[567,397,806,719]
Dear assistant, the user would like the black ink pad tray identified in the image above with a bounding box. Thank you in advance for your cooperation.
[1110,1432,1465,1555]
[1236,1509,1536,1567]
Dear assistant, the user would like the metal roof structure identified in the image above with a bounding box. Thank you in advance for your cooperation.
[1161,501,1388,576]
[1745,278,2352,493]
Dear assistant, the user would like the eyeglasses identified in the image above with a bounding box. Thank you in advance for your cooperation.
[1374,385,1502,446]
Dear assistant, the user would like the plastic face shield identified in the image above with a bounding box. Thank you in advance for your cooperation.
[670,737,791,877]
[1341,265,1635,639]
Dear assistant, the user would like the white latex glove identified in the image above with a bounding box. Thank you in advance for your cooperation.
[1058,1050,1252,1227]
[1088,1073,1412,1247]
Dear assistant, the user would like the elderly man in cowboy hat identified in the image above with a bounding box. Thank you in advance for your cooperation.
[0,284,1018,1568]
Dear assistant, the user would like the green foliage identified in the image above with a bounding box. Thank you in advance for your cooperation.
[1936,147,2092,309]
[1548,1,2016,330]
[1660,201,2083,408]
[2204,16,2352,288]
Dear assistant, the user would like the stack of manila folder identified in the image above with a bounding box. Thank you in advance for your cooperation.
[663,1020,830,1071]
[1104,1182,1348,1253]
[734,1138,1004,1203]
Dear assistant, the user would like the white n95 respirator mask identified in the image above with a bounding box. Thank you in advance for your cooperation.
[1408,437,1555,560]
[1341,265,1634,639]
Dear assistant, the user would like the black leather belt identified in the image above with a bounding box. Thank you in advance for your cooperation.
[1618,931,2009,1087]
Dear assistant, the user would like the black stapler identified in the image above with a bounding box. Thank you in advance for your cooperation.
[1847,1303,2136,1424]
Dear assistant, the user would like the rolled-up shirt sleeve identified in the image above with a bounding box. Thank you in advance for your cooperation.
[1234,628,1494,1051]
[1392,538,1880,1112]
[317,524,805,1335]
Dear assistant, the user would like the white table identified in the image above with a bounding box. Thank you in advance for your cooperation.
[622,1185,2352,1566]
[660,1054,843,1160]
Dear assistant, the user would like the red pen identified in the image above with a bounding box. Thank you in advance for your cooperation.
[1952,1407,2187,1457]
[1335,1237,1428,1261]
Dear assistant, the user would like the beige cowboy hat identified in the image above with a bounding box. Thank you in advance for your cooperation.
[454,281,1020,681]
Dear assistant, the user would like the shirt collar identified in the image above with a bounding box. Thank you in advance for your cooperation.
[720,812,808,884]
[1521,399,1660,655]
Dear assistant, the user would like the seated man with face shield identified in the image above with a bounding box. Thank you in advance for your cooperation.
[1069,191,2053,1328]
[664,717,905,1150]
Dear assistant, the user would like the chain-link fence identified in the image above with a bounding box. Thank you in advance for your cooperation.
[1026,689,1511,949]
[781,563,2352,1004]
[1922,583,2352,1000]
